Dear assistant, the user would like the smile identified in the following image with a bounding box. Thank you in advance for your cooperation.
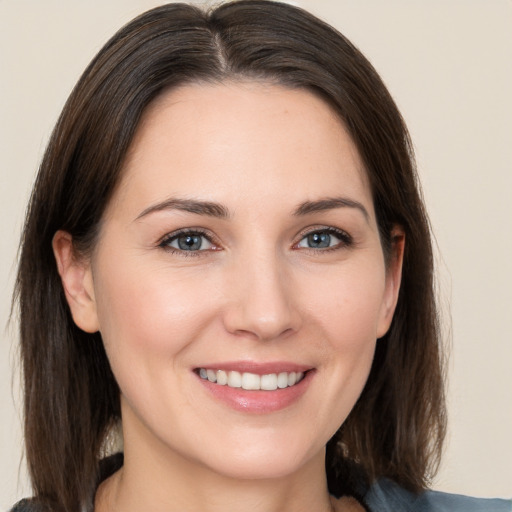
[198,368,305,390]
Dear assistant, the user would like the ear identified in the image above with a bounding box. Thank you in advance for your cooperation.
[52,230,100,333]
[377,225,405,338]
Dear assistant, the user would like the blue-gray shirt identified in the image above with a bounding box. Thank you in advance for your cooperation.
[364,478,511,511]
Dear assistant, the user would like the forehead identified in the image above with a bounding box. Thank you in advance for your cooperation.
[112,81,372,219]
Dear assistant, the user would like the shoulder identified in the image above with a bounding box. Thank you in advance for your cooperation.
[8,454,123,512]
[364,478,512,512]
[8,498,51,512]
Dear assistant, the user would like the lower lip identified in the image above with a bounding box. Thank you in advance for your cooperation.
[196,371,314,413]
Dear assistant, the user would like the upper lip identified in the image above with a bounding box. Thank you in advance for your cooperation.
[194,361,313,375]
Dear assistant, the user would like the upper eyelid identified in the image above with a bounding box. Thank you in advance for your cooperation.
[295,225,351,240]
[158,228,218,247]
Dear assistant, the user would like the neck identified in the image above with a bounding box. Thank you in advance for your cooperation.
[97,448,336,512]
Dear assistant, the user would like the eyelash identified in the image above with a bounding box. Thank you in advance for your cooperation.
[294,226,353,253]
[158,228,219,257]
[158,226,353,256]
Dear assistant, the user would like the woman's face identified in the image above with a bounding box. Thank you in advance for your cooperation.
[60,82,402,480]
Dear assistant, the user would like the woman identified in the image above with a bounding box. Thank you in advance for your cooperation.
[10,1,511,511]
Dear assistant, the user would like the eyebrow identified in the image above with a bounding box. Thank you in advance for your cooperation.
[135,195,369,222]
[293,197,370,222]
[135,198,230,221]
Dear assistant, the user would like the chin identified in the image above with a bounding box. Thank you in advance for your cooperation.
[189,430,326,482]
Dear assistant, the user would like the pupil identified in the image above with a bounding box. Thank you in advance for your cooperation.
[308,232,330,248]
[178,235,202,251]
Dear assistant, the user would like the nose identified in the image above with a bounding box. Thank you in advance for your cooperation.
[222,252,302,341]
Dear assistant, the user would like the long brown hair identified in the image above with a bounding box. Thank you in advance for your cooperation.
[15,1,445,510]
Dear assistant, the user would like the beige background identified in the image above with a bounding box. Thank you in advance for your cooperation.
[1,0,511,507]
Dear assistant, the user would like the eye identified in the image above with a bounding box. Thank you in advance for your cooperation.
[160,231,214,252]
[296,228,351,250]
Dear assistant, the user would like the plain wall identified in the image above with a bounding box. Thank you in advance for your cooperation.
[1,0,511,508]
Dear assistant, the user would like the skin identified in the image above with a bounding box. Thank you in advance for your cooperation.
[54,82,404,512]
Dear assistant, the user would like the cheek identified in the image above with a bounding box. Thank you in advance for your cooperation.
[304,261,387,344]
[301,262,385,414]
[91,257,221,436]
[92,254,217,369]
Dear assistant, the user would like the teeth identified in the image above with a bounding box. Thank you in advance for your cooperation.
[198,369,305,390]
[216,369,228,385]
[242,372,260,390]
[227,371,242,388]
[261,373,278,390]
[277,372,288,389]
